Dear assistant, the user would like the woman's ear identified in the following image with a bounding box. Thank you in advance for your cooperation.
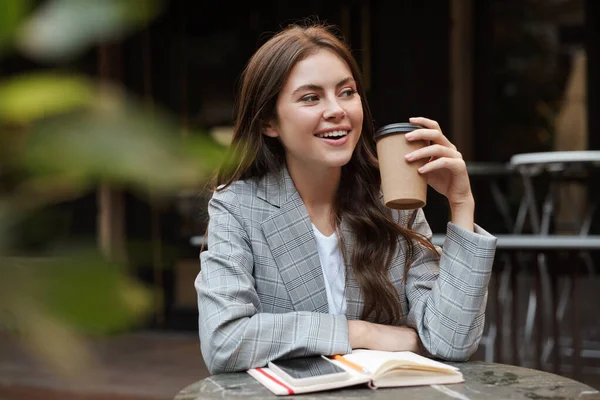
[262,120,279,138]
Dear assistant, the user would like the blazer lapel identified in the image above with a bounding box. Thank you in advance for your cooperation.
[259,168,329,313]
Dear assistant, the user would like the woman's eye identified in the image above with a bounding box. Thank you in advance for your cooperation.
[301,94,319,103]
[341,89,357,97]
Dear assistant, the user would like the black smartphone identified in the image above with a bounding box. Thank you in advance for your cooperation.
[268,356,349,387]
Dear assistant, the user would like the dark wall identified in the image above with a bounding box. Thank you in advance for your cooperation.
[128,0,452,134]
[473,0,492,163]
[370,0,450,133]
[369,0,451,232]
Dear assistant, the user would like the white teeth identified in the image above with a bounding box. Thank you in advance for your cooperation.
[316,130,349,138]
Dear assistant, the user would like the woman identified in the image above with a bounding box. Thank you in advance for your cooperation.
[196,21,497,374]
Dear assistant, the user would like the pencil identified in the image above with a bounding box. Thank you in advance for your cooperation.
[332,355,370,374]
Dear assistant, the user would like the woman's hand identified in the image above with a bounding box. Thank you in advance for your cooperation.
[404,116,475,230]
[348,320,422,353]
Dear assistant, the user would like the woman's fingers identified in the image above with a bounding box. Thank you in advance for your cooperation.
[409,116,440,131]
[405,128,456,150]
[417,157,466,174]
[406,144,462,162]
[407,117,456,150]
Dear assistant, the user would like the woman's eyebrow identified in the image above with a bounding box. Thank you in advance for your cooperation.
[291,77,355,96]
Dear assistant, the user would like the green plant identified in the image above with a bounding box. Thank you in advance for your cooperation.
[0,0,225,377]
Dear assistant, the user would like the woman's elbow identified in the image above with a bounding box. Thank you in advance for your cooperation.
[204,358,229,375]
[439,343,479,362]
[204,357,225,375]
[424,329,483,362]
[440,315,486,361]
[200,328,262,374]
[198,308,261,373]
[201,339,242,374]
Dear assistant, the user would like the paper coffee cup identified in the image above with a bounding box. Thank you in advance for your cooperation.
[374,123,428,210]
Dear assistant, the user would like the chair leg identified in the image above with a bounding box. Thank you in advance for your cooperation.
[551,266,560,374]
[522,284,537,365]
[571,264,581,379]
[535,267,543,371]
[510,257,519,365]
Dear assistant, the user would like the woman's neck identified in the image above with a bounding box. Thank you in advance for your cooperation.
[286,160,341,236]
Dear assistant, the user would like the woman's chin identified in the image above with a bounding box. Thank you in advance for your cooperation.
[323,155,354,168]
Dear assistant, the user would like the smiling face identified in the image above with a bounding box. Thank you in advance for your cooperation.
[264,49,364,175]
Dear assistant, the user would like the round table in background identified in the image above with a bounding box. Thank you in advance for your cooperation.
[174,361,599,399]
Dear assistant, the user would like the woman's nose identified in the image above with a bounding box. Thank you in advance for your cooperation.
[323,99,346,120]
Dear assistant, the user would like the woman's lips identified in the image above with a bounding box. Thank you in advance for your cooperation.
[315,132,350,146]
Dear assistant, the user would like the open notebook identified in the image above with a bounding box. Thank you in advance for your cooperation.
[247,350,464,396]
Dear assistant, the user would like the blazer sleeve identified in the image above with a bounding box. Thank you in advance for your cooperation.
[196,189,351,374]
[403,209,497,361]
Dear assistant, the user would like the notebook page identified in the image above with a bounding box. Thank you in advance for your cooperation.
[372,369,464,388]
[344,350,459,377]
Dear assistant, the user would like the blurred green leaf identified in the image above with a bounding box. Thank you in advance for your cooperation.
[17,0,163,62]
[183,133,228,174]
[0,0,32,53]
[0,202,10,253]
[22,101,223,193]
[2,252,152,334]
[0,261,96,376]
[0,73,95,124]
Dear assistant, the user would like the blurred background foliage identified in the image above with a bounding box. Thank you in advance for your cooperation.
[0,0,225,377]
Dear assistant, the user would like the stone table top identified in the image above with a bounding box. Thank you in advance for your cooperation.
[174,361,600,400]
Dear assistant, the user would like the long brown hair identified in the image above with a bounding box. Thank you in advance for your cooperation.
[214,21,438,323]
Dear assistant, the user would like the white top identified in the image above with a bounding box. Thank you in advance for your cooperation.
[311,224,347,315]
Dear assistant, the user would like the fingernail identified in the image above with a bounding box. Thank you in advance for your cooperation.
[418,166,425,172]
[405,153,413,160]
[405,133,413,139]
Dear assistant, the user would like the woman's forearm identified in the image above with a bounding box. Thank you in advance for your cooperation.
[348,320,369,349]
[449,196,475,232]
[348,320,421,352]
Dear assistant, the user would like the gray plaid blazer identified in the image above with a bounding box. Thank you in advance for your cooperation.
[196,167,497,374]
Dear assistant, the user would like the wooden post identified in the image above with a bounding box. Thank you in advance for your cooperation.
[179,5,189,140]
[97,44,127,264]
[586,0,599,152]
[450,0,474,160]
[141,23,166,326]
[585,0,600,237]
